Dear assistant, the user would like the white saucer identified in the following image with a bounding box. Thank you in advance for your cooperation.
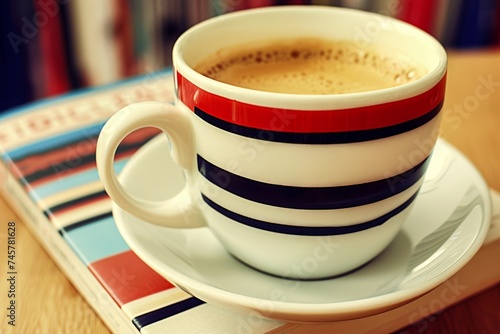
[113,136,491,323]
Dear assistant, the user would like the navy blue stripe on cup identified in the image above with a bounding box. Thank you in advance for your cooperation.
[194,101,443,144]
[198,154,430,210]
[201,192,418,236]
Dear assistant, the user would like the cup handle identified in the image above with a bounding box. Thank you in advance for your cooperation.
[96,101,206,228]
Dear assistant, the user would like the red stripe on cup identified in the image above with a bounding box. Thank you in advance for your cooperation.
[176,72,446,133]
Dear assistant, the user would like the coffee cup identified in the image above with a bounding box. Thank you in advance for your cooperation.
[96,6,447,279]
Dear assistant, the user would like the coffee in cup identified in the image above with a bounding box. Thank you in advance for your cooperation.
[195,38,427,94]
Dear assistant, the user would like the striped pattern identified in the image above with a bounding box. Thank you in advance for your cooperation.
[198,154,429,211]
[194,102,443,144]
[202,192,418,236]
[132,298,205,330]
[0,74,237,332]
[177,72,446,141]
[4,121,210,328]
[177,70,443,238]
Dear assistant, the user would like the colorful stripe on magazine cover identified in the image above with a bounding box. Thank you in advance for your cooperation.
[0,73,272,332]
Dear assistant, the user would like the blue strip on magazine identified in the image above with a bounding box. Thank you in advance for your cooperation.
[61,213,130,265]
[29,158,129,200]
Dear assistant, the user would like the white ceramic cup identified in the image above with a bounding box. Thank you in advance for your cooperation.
[96,6,447,279]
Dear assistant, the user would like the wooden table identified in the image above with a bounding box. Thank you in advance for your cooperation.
[397,48,500,334]
[1,50,499,334]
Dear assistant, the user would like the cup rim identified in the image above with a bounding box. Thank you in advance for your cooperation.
[172,5,448,110]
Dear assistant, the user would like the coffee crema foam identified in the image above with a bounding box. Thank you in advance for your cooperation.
[195,38,426,94]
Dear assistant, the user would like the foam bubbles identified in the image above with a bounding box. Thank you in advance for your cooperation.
[195,38,426,94]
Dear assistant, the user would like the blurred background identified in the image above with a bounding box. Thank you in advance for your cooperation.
[1,0,499,112]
